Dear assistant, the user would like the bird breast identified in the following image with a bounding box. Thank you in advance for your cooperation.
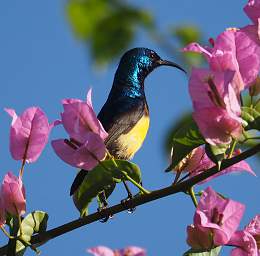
[115,114,150,159]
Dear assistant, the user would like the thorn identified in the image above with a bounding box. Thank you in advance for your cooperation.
[173,171,181,185]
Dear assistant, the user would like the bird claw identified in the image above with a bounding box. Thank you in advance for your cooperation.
[121,197,136,213]
[97,192,113,223]
[97,206,113,223]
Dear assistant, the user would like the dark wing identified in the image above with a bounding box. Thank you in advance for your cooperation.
[70,97,146,196]
[70,169,88,196]
[98,97,146,147]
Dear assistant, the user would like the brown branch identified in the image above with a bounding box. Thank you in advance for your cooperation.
[1,143,260,255]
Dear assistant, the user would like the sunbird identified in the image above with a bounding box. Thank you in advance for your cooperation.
[70,47,185,197]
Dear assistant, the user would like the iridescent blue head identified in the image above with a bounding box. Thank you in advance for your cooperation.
[113,47,185,98]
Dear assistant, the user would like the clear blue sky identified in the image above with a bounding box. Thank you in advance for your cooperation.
[0,1,259,255]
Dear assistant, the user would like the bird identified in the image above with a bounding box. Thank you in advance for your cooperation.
[70,47,185,198]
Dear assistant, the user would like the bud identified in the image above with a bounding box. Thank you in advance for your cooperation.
[1,172,26,216]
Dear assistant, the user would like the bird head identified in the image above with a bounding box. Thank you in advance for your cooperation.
[112,47,186,98]
[117,47,186,80]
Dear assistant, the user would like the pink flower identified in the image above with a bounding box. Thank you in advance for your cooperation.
[189,68,243,145]
[229,215,260,255]
[0,198,6,227]
[174,146,205,174]
[52,132,106,170]
[245,215,260,237]
[61,89,108,142]
[187,187,245,249]
[88,246,114,256]
[5,107,55,163]
[87,246,146,256]
[183,29,260,93]
[242,0,260,78]
[186,225,213,250]
[1,172,26,216]
[179,146,256,183]
[244,0,260,26]
[52,89,107,170]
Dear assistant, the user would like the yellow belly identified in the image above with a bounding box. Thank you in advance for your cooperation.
[116,115,150,159]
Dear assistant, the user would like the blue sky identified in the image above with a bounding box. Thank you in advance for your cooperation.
[0,1,259,255]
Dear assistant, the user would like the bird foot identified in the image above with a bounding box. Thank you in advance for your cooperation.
[97,206,113,223]
[121,197,136,213]
[97,192,113,223]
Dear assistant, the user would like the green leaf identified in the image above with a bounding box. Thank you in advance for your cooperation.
[172,25,204,67]
[67,0,108,39]
[73,160,141,216]
[166,118,205,171]
[16,211,48,255]
[205,143,228,170]
[241,106,260,130]
[183,247,222,256]
[173,25,201,45]
[67,0,154,65]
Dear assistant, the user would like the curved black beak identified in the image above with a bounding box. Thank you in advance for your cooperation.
[157,59,186,74]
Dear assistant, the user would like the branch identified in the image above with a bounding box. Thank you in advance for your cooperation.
[1,143,260,255]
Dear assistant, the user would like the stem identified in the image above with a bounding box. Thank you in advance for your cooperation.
[254,97,260,108]
[19,158,26,178]
[250,95,253,108]
[1,143,260,255]
[241,136,260,143]
[228,139,237,158]
[0,227,14,240]
[107,152,150,194]
[188,187,198,207]
[105,149,113,159]
[121,172,150,194]
[240,93,244,106]
[109,156,119,168]
[15,206,23,236]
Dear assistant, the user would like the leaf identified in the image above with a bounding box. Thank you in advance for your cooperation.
[107,160,142,184]
[166,118,205,171]
[67,0,108,39]
[172,25,204,67]
[165,112,193,152]
[183,247,222,256]
[16,211,48,255]
[205,143,228,170]
[173,25,202,45]
[73,160,141,216]
[67,0,154,65]
[241,106,260,130]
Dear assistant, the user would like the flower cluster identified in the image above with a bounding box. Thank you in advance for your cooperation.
[0,107,54,227]
[52,89,108,170]
[187,187,260,255]
[183,0,260,146]
[180,1,260,255]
